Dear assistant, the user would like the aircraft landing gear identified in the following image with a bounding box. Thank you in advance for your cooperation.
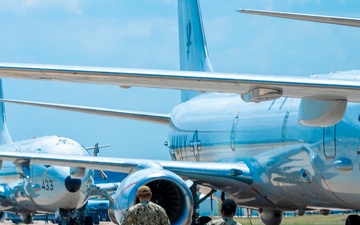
[190,184,200,225]
[76,203,94,225]
[58,208,90,225]
[189,184,213,225]
[58,208,69,225]
[19,213,33,224]
[346,214,360,225]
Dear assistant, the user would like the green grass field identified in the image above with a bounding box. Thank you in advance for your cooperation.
[228,214,347,225]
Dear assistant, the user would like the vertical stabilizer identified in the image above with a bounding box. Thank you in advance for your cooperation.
[0,80,12,144]
[178,0,214,102]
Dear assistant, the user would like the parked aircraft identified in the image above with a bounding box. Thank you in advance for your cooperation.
[0,0,360,225]
[0,81,118,225]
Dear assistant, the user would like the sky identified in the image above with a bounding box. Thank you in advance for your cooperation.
[0,0,360,160]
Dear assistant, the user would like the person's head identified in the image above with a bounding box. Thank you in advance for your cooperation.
[221,199,237,217]
[137,185,152,201]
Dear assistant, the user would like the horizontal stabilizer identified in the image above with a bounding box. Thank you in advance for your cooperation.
[238,9,360,27]
[0,99,170,125]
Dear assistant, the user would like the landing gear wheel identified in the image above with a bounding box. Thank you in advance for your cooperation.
[346,214,360,225]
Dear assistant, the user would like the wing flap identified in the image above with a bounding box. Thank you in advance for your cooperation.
[1,63,360,102]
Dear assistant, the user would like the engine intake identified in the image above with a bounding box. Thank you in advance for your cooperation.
[113,168,193,225]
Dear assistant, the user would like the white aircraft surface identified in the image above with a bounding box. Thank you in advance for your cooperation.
[0,80,121,225]
[0,0,360,225]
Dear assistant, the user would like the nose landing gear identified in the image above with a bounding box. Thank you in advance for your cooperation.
[58,205,94,225]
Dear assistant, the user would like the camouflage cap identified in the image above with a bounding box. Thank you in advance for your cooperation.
[137,185,152,195]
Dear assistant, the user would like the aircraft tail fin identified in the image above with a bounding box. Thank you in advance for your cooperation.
[178,0,214,102]
[0,80,12,144]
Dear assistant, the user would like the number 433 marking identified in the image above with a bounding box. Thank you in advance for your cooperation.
[42,180,54,191]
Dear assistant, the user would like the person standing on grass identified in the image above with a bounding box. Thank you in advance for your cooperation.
[206,199,242,225]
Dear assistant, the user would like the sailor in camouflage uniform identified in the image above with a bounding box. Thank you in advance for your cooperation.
[206,199,242,225]
[122,185,170,225]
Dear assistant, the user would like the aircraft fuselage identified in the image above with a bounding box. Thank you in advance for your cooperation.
[0,136,93,213]
[168,92,360,211]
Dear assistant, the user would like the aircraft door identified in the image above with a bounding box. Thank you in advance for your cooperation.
[323,125,336,158]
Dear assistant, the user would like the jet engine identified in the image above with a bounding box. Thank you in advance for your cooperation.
[259,208,283,225]
[113,168,193,225]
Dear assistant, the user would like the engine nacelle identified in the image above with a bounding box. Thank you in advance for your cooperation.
[113,168,193,225]
[259,208,283,225]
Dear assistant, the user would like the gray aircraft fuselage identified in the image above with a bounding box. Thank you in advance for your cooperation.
[168,92,360,211]
[0,136,93,213]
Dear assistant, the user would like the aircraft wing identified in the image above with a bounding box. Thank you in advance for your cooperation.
[238,9,360,27]
[0,99,170,125]
[1,63,360,102]
[0,151,252,188]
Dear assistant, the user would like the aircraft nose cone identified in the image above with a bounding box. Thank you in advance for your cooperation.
[65,176,82,193]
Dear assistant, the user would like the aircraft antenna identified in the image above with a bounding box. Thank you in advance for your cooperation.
[86,143,110,180]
